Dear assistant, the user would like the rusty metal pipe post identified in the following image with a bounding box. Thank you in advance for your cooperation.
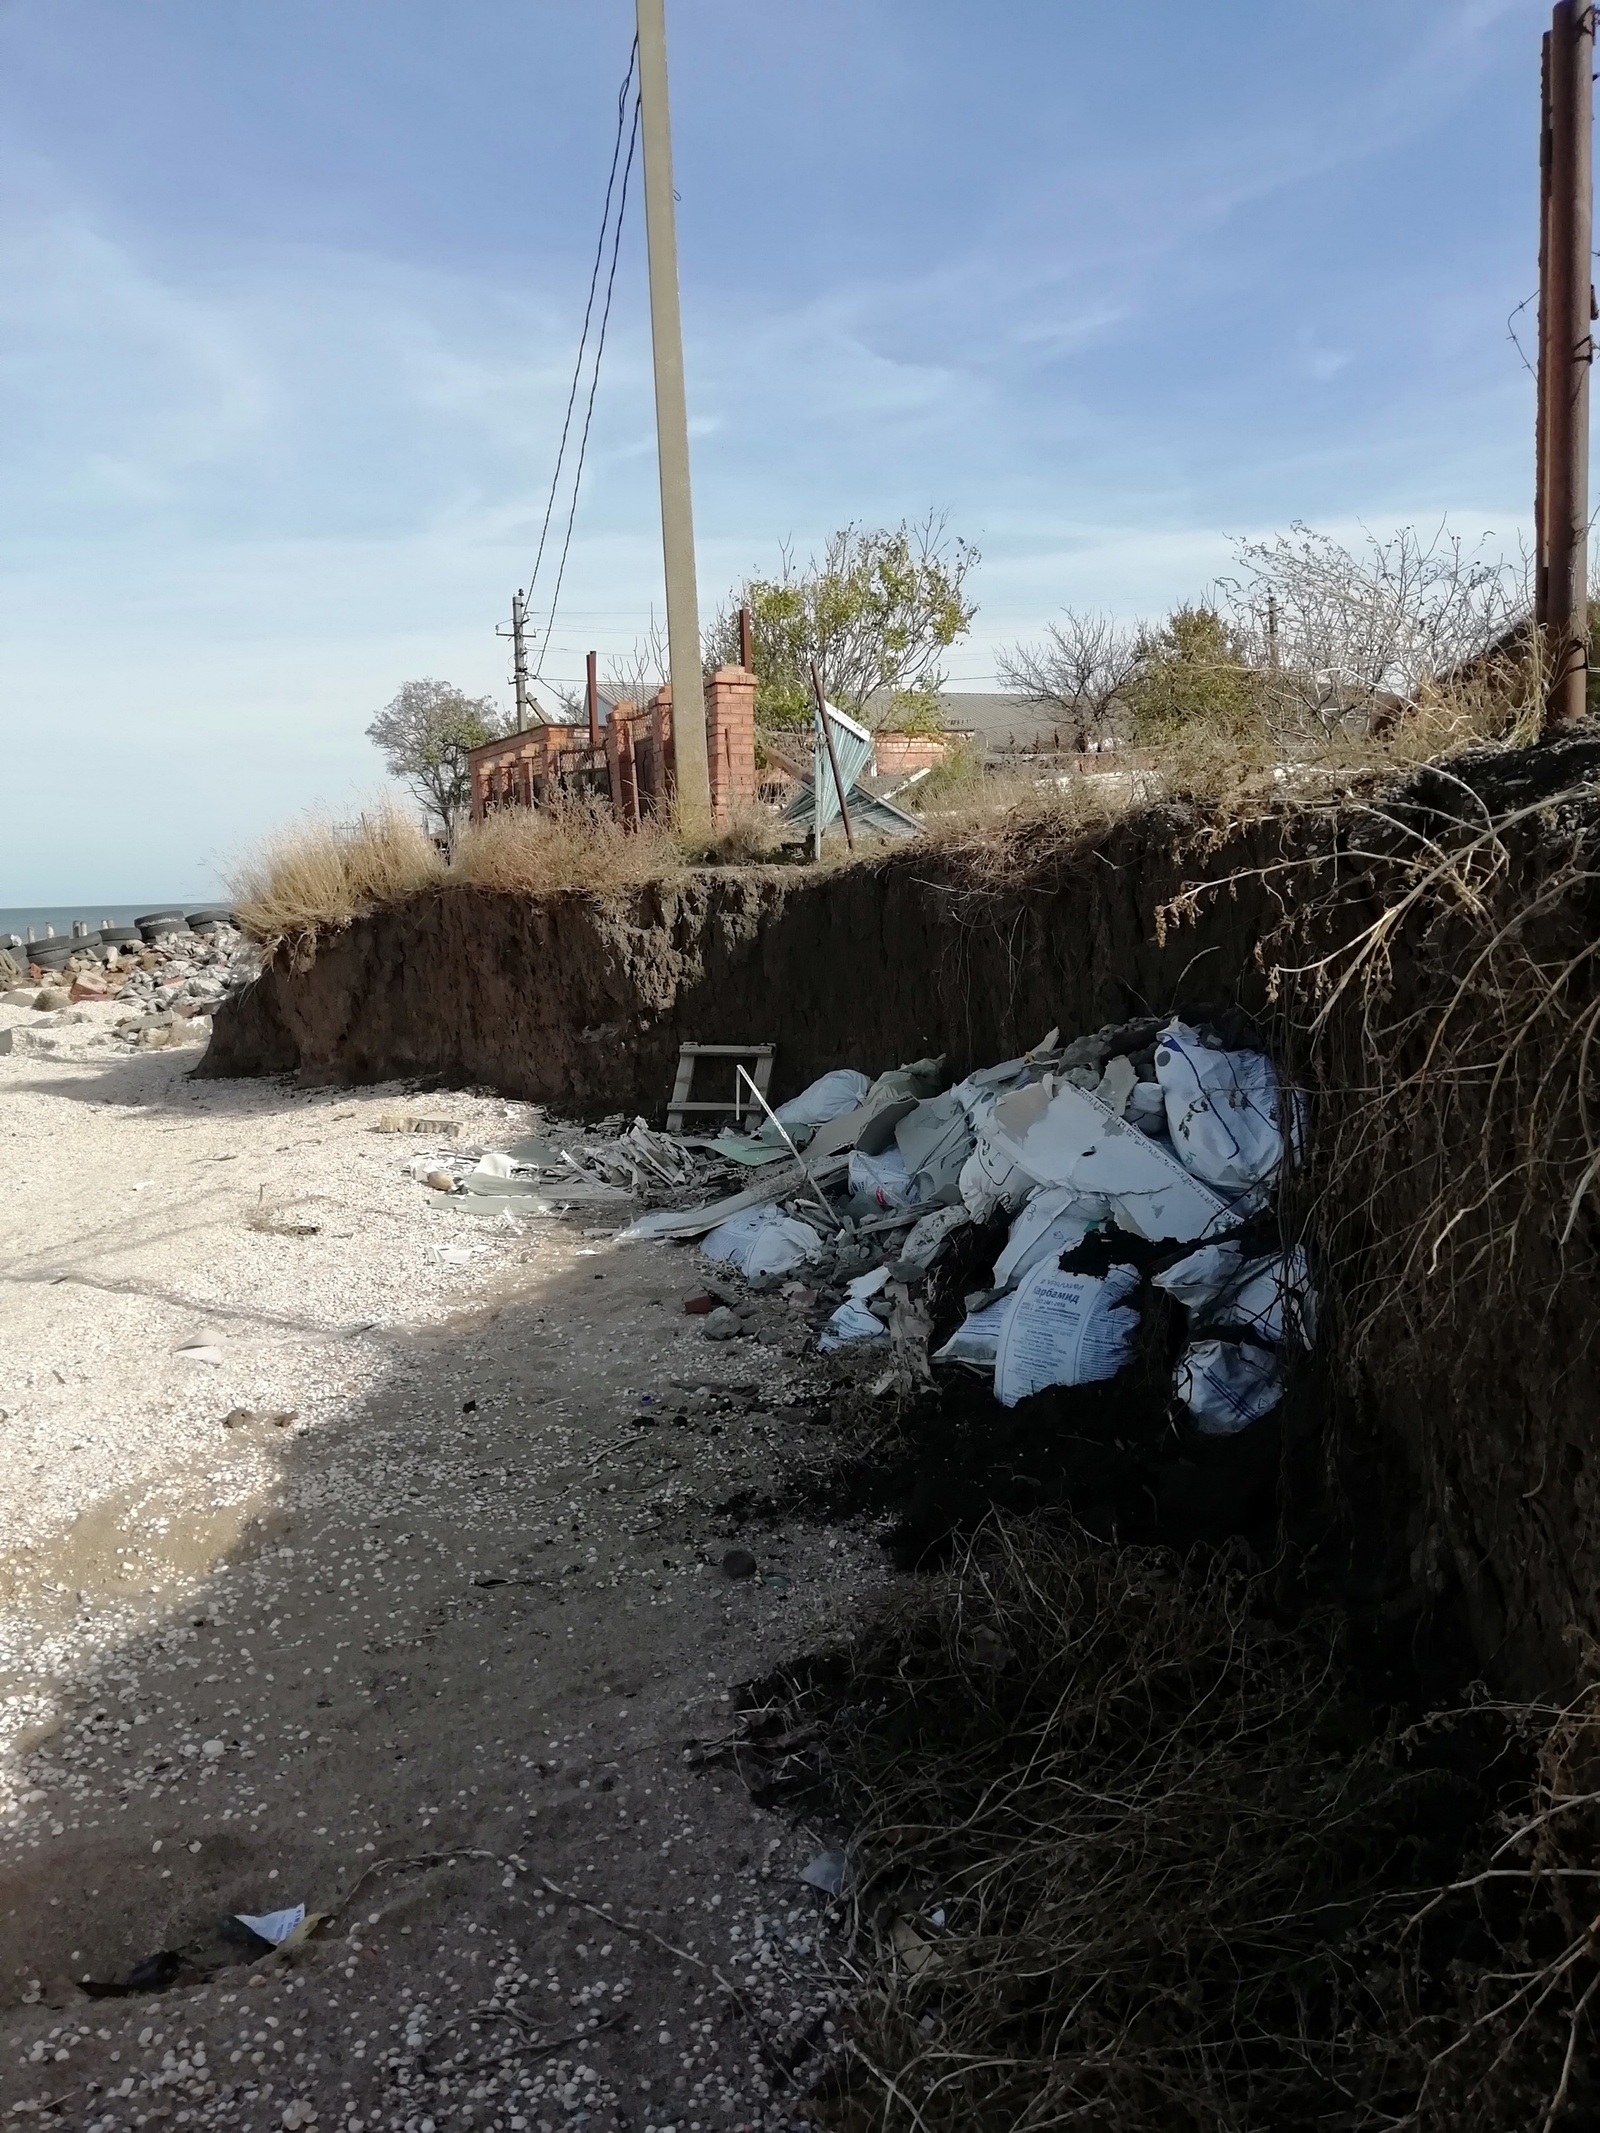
[586,649,601,751]
[1543,0,1594,732]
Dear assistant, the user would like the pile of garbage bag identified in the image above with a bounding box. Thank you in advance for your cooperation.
[623,1017,1313,1435]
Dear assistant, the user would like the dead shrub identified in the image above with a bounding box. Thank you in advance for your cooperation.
[229,802,443,955]
[446,797,686,895]
[785,1517,1594,2132]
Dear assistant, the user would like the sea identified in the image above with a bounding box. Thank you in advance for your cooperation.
[0,902,213,944]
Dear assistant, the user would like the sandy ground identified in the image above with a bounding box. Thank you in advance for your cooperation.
[0,1014,884,2132]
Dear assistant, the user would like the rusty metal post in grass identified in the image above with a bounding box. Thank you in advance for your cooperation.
[1542,1,1594,733]
[586,648,601,751]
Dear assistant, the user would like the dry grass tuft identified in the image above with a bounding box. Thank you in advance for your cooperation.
[446,796,686,896]
[229,802,444,957]
[784,1517,1594,2132]
[678,799,791,866]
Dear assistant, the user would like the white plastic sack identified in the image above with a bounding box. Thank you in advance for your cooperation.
[958,1134,1034,1223]
[1174,1339,1283,1434]
[764,1069,872,1145]
[932,1293,1015,1372]
[1154,1024,1299,1195]
[992,1186,1104,1290]
[848,1146,922,1209]
[984,1080,1232,1243]
[819,1265,892,1350]
[701,1205,825,1279]
[1154,1244,1316,1347]
[994,1260,1141,1407]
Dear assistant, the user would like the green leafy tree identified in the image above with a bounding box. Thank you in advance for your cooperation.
[366,678,509,837]
[707,515,978,730]
[1123,605,1263,742]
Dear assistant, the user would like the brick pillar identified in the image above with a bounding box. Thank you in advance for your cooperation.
[705,665,757,825]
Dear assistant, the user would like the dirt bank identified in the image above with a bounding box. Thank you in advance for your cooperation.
[202,740,1600,1700]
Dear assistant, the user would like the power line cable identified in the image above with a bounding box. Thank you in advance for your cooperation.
[521,39,638,611]
[534,91,641,681]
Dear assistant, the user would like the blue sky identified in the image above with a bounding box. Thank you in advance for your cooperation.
[0,0,1550,900]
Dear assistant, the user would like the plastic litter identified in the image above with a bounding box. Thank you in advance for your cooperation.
[235,1904,306,1947]
[799,1849,847,1896]
[992,1186,1104,1291]
[848,1146,921,1209]
[958,1133,1034,1223]
[701,1205,825,1279]
[761,1068,872,1146]
[819,1265,892,1349]
[994,1260,1142,1407]
[894,1088,975,1205]
[932,1293,1015,1372]
[1153,1244,1317,1347]
[1174,1339,1283,1434]
[1155,1022,1299,1195]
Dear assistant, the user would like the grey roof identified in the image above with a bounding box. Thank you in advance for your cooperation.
[862,690,1058,751]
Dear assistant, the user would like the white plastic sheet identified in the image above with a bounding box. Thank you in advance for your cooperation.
[1154,1023,1297,1195]
[1173,1339,1283,1434]
[994,1260,1141,1407]
[984,1080,1232,1243]
[701,1205,825,1279]
[991,1186,1104,1290]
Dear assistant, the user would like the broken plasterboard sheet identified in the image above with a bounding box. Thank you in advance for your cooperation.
[619,1152,851,1241]
[986,1080,1233,1243]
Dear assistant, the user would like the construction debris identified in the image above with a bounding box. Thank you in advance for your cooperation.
[603,1019,1312,1433]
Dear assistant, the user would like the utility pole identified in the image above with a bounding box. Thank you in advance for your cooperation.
[1540,0,1594,733]
[586,649,601,750]
[636,0,713,831]
[511,589,531,733]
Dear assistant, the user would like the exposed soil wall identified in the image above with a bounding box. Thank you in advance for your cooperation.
[202,741,1600,1700]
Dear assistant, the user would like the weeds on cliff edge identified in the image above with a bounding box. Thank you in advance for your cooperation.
[229,801,444,957]
[448,796,686,894]
[786,1517,1595,2132]
[1151,736,1600,1436]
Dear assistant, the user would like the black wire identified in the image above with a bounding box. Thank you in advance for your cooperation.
[534,91,641,681]
[522,39,638,615]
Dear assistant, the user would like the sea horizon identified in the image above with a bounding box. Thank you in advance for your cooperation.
[0,901,223,942]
